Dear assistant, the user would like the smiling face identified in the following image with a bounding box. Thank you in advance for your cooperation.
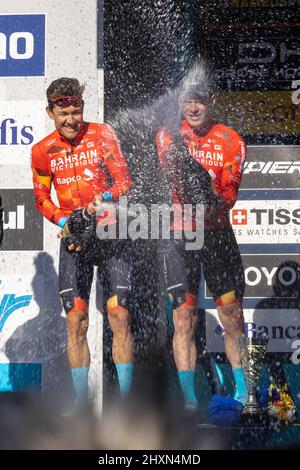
[47,101,84,141]
[181,96,215,130]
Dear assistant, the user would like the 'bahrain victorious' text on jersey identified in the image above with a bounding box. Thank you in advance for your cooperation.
[31,122,132,225]
[156,121,247,229]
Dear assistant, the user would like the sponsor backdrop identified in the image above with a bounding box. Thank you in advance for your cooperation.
[201,144,300,359]
[200,1,300,371]
[0,1,102,410]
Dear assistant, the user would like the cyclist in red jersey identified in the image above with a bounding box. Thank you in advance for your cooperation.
[31,78,134,403]
[156,81,247,411]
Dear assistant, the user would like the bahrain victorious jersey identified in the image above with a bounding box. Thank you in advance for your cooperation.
[31,122,132,225]
[156,120,247,229]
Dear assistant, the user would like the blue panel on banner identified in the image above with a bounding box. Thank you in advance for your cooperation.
[0,14,45,77]
[238,189,300,200]
[0,363,42,392]
[238,244,300,255]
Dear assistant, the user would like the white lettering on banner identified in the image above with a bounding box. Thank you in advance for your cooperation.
[206,309,300,353]
[245,266,278,287]
[231,200,300,244]
[10,32,34,60]
[0,33,6,60]
[238,42,300,64]
[244,161,300,174]
[0,31,34,60]
[3,205,25,230]
[217,64,300,81]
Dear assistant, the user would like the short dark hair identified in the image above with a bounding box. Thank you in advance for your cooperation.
[46,77,85,109]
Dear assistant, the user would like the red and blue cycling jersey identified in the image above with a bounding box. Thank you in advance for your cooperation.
[156,120,247,229]
[31,122,132,226]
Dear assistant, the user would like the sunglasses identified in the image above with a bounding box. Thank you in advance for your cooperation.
[50,95,83,108]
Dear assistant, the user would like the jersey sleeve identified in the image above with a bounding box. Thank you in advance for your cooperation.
[31,143,71,225]
[213,132,247,210]
[100,125,132,199]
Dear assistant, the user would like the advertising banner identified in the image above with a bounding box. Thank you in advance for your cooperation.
[206,307,300,353]
[0,101,45,165]
[0,0,101,406]
[0,14,45,77]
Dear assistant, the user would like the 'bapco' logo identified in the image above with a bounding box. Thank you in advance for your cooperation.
[0,15,45,77]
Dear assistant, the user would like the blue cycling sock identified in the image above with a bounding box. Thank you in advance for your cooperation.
[233,367,248,405]
[178,369,198,406]
[115,363,133,395]
[71,367,89,402]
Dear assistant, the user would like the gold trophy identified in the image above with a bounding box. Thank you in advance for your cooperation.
[237,336,268,426]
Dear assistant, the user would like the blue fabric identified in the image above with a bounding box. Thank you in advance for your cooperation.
[178,369,198,406]
[57,216,68,228]
[233,367,248,405]
[209,395,244,426]
[71,367,89,401]
[116,363,133,395]
[102,191,113,202]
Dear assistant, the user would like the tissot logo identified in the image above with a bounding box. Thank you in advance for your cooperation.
[232,209,247,225]
[231,200,300,244]
[231,208,300,226]
[0,189,43,251]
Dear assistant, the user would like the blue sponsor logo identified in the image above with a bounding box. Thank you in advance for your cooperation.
[0,285,32,331]
[0,14,45,77]
[0,117,34,145]
[214,323,300,342]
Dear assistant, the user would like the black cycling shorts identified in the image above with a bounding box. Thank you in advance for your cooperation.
[163,226,245,305]
[59,239,133,314]
[201,226,245,302]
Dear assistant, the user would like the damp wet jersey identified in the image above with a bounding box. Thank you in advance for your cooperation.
[31,122,132,225]
[156,120,246,228]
